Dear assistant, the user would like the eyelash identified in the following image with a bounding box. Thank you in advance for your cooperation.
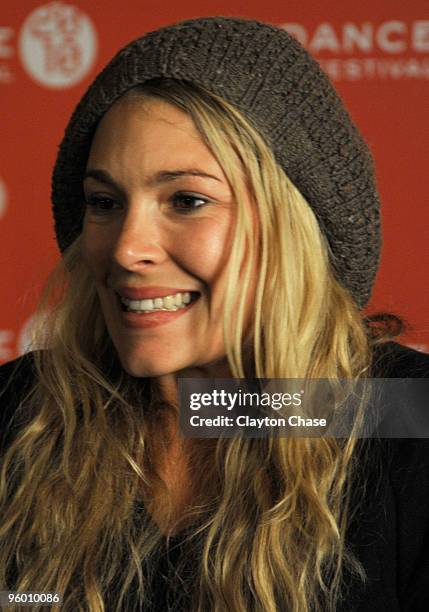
[171,192,209,213]
[85,193,210,215]
[85,195,118,214]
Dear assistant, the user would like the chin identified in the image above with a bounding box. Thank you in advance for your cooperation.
[115,349,188,379]
[119,360,172,379]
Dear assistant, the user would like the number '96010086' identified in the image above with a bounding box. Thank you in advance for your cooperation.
[0,591,62,606]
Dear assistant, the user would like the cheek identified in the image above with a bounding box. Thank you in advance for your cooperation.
[183,221,233,287]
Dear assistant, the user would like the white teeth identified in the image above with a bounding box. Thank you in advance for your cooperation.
[140,299,154,311]
[127,300,141,310]
[120,291,197,313]
[163,295,176,310]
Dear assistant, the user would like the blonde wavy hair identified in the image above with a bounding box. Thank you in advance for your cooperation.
[0,80,375,611]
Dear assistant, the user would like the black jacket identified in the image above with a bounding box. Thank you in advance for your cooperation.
[1,342,429,611]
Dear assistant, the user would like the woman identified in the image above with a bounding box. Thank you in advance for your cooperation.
[1,16,429,612]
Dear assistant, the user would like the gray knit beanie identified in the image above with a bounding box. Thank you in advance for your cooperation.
[52,16,381,308]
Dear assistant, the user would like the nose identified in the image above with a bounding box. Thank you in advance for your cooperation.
[112,202,167,271]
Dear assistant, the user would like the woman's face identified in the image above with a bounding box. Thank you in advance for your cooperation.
[82,94,255,378]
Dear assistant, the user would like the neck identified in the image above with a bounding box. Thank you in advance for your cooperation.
[156,345,256,407]
[156,358,234,407]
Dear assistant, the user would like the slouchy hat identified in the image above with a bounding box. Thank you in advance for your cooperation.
[52,16,381,308]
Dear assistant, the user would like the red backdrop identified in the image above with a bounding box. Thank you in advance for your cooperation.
[1,0,428,363]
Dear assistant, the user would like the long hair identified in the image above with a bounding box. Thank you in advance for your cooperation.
[0,80,376,611]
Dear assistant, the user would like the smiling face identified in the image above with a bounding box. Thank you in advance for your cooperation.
[82,94,255,379]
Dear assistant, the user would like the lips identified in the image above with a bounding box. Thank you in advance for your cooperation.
[115,292,201,329]
[119,291,200,312]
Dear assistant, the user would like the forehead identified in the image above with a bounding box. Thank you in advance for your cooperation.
[84,92,252,209]
[95,94,198,136]
[88,95,213,167]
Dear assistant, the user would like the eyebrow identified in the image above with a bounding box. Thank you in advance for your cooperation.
[84,168,223,187]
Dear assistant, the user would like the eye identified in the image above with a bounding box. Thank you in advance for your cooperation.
[170,192,209,214]
[85,194,121,215]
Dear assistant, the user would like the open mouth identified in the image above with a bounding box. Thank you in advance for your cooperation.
[117,291,201,314]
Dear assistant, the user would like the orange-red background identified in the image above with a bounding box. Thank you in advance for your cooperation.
[1,0,428,363]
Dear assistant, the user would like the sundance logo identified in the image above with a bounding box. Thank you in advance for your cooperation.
[281,21,429,81]
[282,21,429,54]
[18,1,97,89]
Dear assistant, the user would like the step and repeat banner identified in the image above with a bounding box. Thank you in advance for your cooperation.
[1,1,428,363]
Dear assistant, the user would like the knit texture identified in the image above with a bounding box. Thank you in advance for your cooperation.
[52,16,381,307]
